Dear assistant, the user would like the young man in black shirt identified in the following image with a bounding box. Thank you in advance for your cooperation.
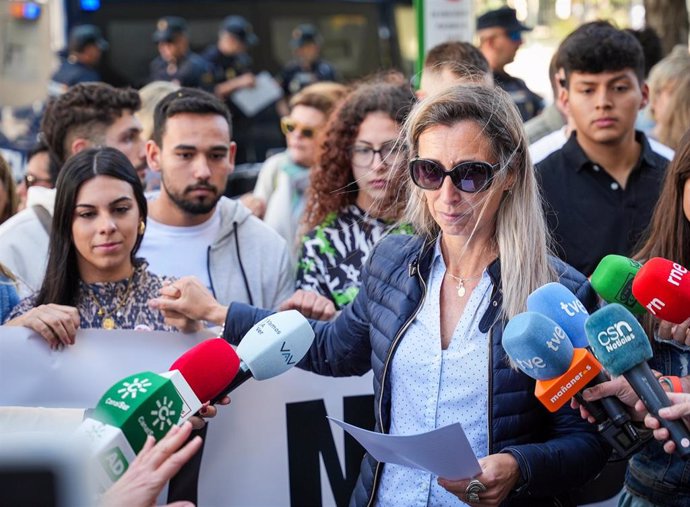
[536,21,669,277]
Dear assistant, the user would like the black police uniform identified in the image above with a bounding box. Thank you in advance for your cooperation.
[48,58,101,95]
[149,51,213,89]
[280,59,337,96]
[493,70,544,122]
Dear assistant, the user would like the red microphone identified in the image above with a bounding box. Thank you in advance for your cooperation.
[170,338,241,403]
[632,257,690,324]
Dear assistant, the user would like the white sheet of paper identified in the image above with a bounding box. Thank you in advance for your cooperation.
[231,71,284,117]
[328,417,481,480]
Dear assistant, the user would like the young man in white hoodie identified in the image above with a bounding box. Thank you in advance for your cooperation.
[0,83,145,297]
[141,88,293,310]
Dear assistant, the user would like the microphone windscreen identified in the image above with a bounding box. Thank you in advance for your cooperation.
[584,304,652,377]
[503,312,574,380]
[527,282,590,348]
[239,310,315,380]
[170,339,241,403]
[632,257,690,324]
[590,255,645,315]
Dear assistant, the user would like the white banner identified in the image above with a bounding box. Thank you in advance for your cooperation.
[0,328,374,506]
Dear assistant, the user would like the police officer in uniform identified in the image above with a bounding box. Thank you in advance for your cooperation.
[49,25,108,96]
[203,16,257,100]
[202,16,262,164]
[477,7,543,121]
[280,24,337,97]
[149,16,212,89]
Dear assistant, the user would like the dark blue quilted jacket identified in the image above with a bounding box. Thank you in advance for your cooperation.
[223,234,610,507]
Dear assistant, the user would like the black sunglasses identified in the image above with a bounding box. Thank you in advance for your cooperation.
[409,158,499,193]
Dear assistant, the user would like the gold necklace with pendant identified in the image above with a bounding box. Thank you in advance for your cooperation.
[445,272,483,298]
[86,270,136,330]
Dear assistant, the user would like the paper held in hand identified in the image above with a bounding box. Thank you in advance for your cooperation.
[327,417,481,480]
[231,71,284,117]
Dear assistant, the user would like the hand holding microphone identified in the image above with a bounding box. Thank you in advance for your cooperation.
[640,392,690,455]
[526,283,647,455]
[585,304,690,458]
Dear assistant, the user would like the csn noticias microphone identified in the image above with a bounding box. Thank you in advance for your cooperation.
[632,257,690,324]
[585,304,690,458]
[527,283,647,456]
[78,339,241,490]
[503,312,602,412]
[211,310,315,403]
[590,255,645,315]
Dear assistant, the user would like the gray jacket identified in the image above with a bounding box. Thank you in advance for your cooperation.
[209,197,294,309]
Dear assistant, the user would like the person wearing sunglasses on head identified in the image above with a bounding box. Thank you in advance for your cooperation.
[247,82,348,249]
[293,80,415,312]
[150,84,609,506]
[477,7,543,121]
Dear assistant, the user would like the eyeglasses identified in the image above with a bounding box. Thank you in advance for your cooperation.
[351,141,399,168]
[280,117,318,139]
[24,173,53,189]
[409,158,499,193]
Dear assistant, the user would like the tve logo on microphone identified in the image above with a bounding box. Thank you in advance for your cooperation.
[558,298,587,317]
[545,325,569,351]
[597,321,637,352]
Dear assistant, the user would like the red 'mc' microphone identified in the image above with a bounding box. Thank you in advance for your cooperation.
[632,257,690,324]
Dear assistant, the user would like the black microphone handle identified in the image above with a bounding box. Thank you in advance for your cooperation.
[590,370,633,427]
[210,368,253,405]
[573,392,609,424]
[624,363,690,459]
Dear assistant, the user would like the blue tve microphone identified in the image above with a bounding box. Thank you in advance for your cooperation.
[503,312,601,412]
[528,283,647,457]
[586,304,690,459]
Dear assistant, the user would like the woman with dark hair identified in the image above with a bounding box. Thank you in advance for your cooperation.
[4,147,178,348]
[295,80,415,309]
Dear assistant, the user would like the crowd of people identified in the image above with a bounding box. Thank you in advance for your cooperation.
[2,7,690,507]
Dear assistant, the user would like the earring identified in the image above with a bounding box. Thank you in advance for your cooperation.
[138,222,146,235]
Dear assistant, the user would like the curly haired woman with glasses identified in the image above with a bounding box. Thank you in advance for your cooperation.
[295,80,415,310]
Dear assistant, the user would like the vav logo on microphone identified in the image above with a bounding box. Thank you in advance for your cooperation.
[281,341,296,365]
[597,321,636,352]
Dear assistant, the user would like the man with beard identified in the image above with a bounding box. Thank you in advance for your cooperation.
[0,83,145,296]
[140,88,293,309]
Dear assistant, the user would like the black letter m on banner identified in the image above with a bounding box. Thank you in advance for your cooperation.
[286,395,375,506]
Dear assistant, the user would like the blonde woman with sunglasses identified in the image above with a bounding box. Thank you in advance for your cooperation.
[151,84,609,506]
[249,82,348,249]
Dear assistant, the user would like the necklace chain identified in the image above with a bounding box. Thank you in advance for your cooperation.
[445,271,483,298]
[86,270,136,330]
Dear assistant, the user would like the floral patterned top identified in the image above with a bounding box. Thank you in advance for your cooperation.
[8,259,174,331]
[296,205,413,309]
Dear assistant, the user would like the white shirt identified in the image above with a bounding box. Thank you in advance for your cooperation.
[376,240,493,506]
[138,208,221,290]
[529,127,675,164]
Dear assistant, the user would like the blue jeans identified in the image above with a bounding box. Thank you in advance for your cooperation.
[623,340,690,507]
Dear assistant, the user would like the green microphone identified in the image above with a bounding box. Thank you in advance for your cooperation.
[91,371,184,453]
[590,254,646,315]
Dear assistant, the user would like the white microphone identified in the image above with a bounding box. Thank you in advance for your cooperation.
[211,310,315,402]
